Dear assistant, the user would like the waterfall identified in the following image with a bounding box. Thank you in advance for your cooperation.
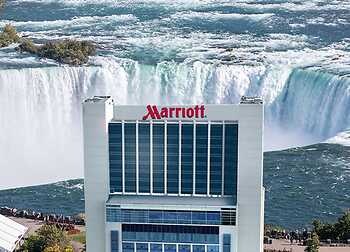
[0,58,349,188]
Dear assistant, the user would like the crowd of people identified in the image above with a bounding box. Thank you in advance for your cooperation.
[0,206,85,231]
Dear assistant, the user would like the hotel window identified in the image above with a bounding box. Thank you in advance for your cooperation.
[138,123,150,193]
[153,123,165,193]
[195,123,208,195]
[122,243,134,252]
[223,234,231,252]
[136,243,148,252]
[167,124,179,194]
[210,124,223,195]
[181,123,193,194]
[224,124,238,200]
[111,231,119,252]
[125,122,137,193]
[109,123,123,193]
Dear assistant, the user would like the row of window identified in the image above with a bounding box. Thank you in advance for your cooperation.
[122,224,219,244]
[106,208,236,226]
[121,242,219,252]
[108,121,238,199]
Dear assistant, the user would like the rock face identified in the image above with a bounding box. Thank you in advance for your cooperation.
[0,24,20,47]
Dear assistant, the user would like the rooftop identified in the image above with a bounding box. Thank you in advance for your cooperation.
[84,96,112,103]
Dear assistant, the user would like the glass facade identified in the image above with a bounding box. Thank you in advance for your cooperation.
[108,121,238,199]
[122,224,219,244]
[167,124,179,194]
[223,234,231,252]
[153,124,165,193]
[106,208,233,225]
[111,231,119,252]
[224,124,238,198]
[195,124,208,195]
[139,123,151,193]
[181,124,193,194]
[125,123,137,192]
[210,124,223,195]
[109,123,123,193]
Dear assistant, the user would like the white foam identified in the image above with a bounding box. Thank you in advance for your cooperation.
[0,14,138,31]
[325,130,350,147]
[169,11,274,22]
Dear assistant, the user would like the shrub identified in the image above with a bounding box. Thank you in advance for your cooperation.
[17,38,38,54]
[37,40,96,65]
[22,224,71,252]
[18,39,96,65]
[22,235,46,252]
[0,24,20,47]
[305,232,320,252]
[312,210,350,241]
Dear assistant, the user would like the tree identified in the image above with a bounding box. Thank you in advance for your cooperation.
[37,224,70,250]
[335,210,350,240]
[22,235,45,252]
[305,232,320,252]
[22,224,71,252]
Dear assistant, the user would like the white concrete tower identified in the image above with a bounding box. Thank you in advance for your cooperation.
[83,96,113,252]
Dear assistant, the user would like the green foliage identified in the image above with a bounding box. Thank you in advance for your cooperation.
[37,40,96,65]
[312,210,350,240]
[37,224,69,249]
[22,235,46,252]
[22,224,71,252]
[304,232,320,252]
[0,24,20,47]
[17,38,38,54]
[335,209,350,240]
[17,39,96,65]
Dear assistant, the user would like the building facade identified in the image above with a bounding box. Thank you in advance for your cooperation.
[83,97,264,252]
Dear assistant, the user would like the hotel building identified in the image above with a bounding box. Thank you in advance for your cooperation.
[83,96,264,252]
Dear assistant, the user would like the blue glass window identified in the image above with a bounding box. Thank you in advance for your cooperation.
[150,243,162,252]
[122,224,219,244]
[111,231,119,252]
[153,124,165,193]
[177,211,191,224]
[164,244,176,252]
[195,124,208,195]
[181,124,193,194]
[149,210,163,223]
[178,245,191,252]
[107,208,224,226]
[192,212,206,224]
[167,124,179,194]
[122,243,134,252]
[208,245,219,252]
[138,123,150,193]
[125,123,136,193]
[210,124,223,195]
[193,245,205,252]
[224,124,238,201]
[136,243,148,252]
[223,234,231,252]
[207,212,220,225]
[109,123,123,193]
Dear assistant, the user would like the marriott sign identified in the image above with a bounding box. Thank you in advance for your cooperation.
[142,105,206,120]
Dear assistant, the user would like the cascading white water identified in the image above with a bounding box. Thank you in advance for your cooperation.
[0,58,349,188]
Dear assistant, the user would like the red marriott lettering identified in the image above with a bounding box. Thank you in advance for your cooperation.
[143,105,205,120]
